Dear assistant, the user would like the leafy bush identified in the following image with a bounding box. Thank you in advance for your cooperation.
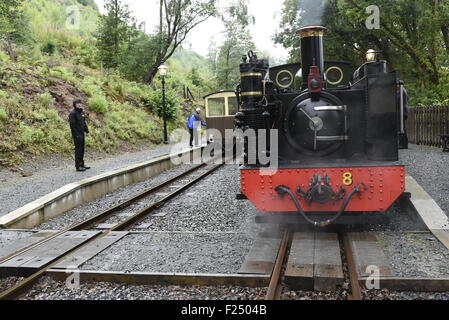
[49,66,76,83]
[146,89,180,121]
[80,76,102,96]
[21,125,45,144]
[0,108,7,122]
[43,109,60,122]
[88,94,108,114]
[41,40,57,55]
[0,52,10,63]
[37,92,54,108]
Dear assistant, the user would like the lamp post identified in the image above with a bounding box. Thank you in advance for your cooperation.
[158,64,169,145]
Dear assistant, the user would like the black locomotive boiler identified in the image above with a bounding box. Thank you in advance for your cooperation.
[235,26,407,227]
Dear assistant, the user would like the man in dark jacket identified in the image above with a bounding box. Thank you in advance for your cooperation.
[69,99,91,172]
[186,108,206,147]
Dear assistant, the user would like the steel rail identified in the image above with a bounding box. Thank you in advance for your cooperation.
[0,163,223,300]
[111,164,224,231]
[0,163,206,265]
[340,233,362,300]
[71,163,206,230]
[265,231,290,300]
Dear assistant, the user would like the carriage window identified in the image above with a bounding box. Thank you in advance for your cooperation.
[208,98,226,116]
[228,97,239,115]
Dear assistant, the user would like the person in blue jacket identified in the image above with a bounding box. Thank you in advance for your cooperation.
[187,108,206,147]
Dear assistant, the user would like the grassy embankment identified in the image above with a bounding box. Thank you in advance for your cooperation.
[0,0,209,167]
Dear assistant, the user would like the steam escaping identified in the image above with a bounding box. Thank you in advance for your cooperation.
[297,0,329,27]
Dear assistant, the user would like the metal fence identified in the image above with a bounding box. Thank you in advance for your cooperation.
[406,106,449,147]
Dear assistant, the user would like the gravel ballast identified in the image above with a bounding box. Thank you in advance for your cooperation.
[21,276,267,300]
[81,232,254,274]
[133,165,262,234]
[36,164,267,235]
[0,277,24,292]
[400,144,449,218]
[363,289,449,300]
[377,232,449,278]
[36,164,195,230]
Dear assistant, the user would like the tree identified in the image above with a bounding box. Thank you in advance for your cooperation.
[213,0,256,90]
[118,31,161,82]
[0,0,28,61]
[188,67,203,87]
[274,0,449,104]
[144,0,217,84]
[96,0,137,69]
[207,39,219,75]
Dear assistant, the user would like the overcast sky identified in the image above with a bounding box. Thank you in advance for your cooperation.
[93,0,289,62]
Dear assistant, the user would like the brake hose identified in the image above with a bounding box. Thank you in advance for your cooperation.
[275,184,363,228]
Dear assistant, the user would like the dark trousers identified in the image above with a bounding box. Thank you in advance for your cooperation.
[73,135,85,169]
[189,128,199,147]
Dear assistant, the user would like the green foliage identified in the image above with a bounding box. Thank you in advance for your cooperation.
[37,92,54,108]
[0,107,7,122]
[88,94,108,114]
[275,0,449,105]
[146,89,180,121]
[41,40,56,55]
[105,102,163,143]
[143,0,217,84]
[21,124,45,144]
[0,51,10,62]
[76,0,98,8]
[49,66,76,84]
[210,0,256,90]
[79,76,101,97]
[96,0,137,69]
[0,0,219,167]
[0,0,30,45]
[118,32,161,82]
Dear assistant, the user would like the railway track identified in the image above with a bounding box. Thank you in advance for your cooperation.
[0,161,224,300]
[264,231,362,300]
[1,162,448,300]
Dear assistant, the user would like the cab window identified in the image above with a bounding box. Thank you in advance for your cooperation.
[228,97,239,116]
[208,97,226,116]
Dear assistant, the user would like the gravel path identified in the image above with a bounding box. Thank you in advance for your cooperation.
[400,144,449,218]
[377,232,449,278]
[21,276,266,300]
[36,164,195,230]
[81,232,254,274]
[134,165,262,234]
[0,142,185,217]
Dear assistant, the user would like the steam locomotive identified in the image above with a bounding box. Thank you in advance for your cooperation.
[235,26,407,227]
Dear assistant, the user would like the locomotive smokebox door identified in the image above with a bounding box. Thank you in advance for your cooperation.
[283,92,347,156]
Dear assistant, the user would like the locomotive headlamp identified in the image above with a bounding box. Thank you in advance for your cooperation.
[366,49,376,62]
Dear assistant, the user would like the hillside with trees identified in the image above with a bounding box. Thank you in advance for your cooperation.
[0,0,218,167]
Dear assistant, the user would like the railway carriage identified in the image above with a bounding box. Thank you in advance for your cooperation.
[204,90,239,144]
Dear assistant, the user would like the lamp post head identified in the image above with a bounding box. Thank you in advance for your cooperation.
[158,64,168,77]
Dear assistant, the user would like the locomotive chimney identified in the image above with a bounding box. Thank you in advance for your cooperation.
[298,26,326,89]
